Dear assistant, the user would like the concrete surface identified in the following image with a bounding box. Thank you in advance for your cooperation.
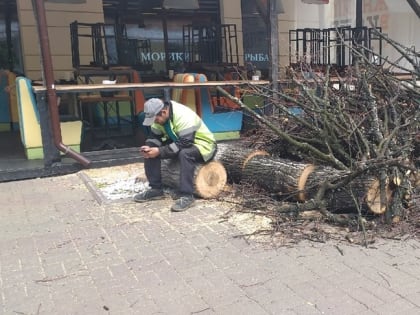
[0,171,419,315]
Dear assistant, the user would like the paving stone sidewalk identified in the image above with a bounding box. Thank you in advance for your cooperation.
[0,172,419,315]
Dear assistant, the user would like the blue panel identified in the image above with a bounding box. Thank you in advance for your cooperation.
[194,73,243,133]
[0,72,11,123]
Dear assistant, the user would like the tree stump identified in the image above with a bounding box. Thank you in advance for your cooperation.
[161,159,227,198]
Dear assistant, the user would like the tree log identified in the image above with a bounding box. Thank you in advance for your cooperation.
[161,159,227,199]
[215,143,268,183]
[241,155,392,213]
[241,156,319,200]
[364,179,393,214]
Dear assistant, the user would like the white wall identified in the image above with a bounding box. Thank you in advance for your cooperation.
[381,10,420,71]
[278,0,419,71]
[331,0,420,71]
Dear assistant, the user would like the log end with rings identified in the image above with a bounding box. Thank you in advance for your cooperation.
[161,159,227,199]
[365,178,392,214]
[194,161,227,199]
[242,150,270,171]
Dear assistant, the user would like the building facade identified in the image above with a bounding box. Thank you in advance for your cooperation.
[0,0,418,168]
[1,0,419,81]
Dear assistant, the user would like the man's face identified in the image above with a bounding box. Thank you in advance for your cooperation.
[154,107,169,125]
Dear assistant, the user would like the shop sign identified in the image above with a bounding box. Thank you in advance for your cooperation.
[139,52,190,62]
[245,53,270,62]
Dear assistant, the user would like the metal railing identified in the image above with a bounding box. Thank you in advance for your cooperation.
[70,21,152,70]
[289,26,383,70]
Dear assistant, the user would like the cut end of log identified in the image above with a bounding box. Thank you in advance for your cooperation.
[242,150,269,171]
[365,179,392,214]
[195,161,228,199]
[297,164,315,202]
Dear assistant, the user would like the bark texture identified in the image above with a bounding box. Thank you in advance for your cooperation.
[215,142,269,183]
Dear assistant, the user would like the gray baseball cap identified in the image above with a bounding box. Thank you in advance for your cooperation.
[143,98,164,126]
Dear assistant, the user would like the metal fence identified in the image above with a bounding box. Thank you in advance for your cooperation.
[70,21,152,70]
[289,26,383,70]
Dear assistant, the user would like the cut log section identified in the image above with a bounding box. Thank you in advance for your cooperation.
[242,156,343,202]
[216,143,269,183]
[241,156,324,200]
[365,178,392,214]
[240,154,392,213]
[161,159,227,199]
[325,176,391,213]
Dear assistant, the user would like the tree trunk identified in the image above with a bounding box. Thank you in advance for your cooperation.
[215,143,268,183]
[241,155,319,200]
[241,155,392,213]
[161,159,227,199]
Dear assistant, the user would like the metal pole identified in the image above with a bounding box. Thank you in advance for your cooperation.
[269,0,279,115]
[162,10,170,73]
[33,0,90,167]
[356,0,363,28]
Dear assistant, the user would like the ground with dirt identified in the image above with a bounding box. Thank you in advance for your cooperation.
[80,162,419,247]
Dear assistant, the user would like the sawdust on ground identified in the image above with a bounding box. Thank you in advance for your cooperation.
[80,162,273,242]
[80,163,419,246]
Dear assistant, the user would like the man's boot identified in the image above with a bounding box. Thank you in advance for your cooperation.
[134,188,164,203]
[171,194,195,212]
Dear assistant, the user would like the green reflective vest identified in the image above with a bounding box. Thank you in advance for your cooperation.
[151,101,216,161]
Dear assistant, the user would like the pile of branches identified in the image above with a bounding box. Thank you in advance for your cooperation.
[218,33,419,243]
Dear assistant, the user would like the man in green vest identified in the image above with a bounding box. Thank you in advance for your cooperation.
[134,98,217,211]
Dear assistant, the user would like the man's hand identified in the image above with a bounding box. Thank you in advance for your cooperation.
[140,146,160,158]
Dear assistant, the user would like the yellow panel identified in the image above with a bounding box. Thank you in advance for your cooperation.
[16,77,82,160]
[7,72,19,123]
[16,78,43,148]
[61,121,83,146]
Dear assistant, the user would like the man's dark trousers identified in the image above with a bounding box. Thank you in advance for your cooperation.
[145,146,203,195]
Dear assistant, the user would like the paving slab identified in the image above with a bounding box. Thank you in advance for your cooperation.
[0,167,419,315]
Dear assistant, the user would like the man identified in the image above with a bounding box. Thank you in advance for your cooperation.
[134,98,217,211]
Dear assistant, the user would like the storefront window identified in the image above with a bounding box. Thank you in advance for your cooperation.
[101,1,221,80]
[241,0,270,77]
[0,18,23,73]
